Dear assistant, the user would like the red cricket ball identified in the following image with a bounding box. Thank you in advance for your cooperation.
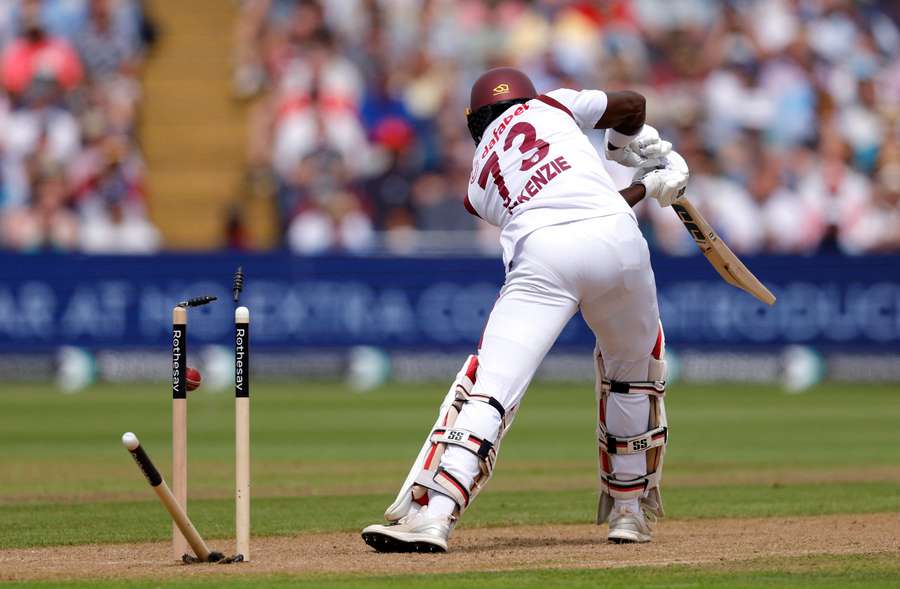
[186,367,202,391]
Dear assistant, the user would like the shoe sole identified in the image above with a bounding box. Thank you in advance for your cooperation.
[607,531,651,544]
[362,531,447,553]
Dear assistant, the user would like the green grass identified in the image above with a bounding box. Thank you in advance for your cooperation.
[3,381,899,499]
[2,380,899,586]
[5,482,900,549]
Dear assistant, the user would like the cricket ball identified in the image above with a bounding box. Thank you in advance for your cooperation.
[186,367,202,391]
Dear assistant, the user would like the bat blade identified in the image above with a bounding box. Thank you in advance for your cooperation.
[671,200,776,306]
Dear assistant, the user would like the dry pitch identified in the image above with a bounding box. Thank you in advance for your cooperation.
[2,514,899,583]
[1,381,898,587]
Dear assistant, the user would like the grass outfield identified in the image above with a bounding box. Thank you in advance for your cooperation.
[1,380,899,586]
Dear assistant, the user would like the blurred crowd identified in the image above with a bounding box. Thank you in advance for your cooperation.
[236,0,900,255]
[0,0,159,253]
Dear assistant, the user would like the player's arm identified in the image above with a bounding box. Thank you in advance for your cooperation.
[601,93,651,207]
[545,87,670,166]
[593,91,645,135]
[619,183,646,208]
[463,165,487,220]
[595,91,670,168]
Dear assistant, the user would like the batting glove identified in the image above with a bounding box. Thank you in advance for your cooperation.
[633,150,689,207]
[605,125,672,168]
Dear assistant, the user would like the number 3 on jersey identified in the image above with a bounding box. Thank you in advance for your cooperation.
[478,122,550,211]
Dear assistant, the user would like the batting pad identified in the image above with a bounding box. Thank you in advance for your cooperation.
[384,355,514,521]
[595,323,668,524]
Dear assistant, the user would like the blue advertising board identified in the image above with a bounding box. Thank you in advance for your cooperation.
[0,253,898,352]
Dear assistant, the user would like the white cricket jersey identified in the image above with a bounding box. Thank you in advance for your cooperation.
[465,88,634,266]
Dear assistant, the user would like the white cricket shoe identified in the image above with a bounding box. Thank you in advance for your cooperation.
[607,505,653,544]
[362,509,452,553]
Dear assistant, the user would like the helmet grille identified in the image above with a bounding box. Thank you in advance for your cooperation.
[465,99,530,143]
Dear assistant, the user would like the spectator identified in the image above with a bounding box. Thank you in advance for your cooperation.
[75,0,139,82]
[1,162,79,252]
[412,170,477,233]
[757,149,822,253]
[797,127,873,253]
[1,0,82,95]
[271,28,369,178]
[2,74,81,208]
[848,142,900,253]
[75,133,159,254]
[284,148,374,254]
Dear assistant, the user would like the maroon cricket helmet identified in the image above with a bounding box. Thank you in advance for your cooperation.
[466,67,537,143]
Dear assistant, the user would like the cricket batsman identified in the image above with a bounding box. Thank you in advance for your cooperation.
[362,67,689,552]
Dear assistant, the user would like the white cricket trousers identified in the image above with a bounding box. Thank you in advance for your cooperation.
[438,212,661,507]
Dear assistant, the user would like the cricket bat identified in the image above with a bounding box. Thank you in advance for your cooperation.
[671,199,776,306]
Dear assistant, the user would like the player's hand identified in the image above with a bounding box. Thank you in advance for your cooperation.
[605,125,672,168]
[633,151,689,207]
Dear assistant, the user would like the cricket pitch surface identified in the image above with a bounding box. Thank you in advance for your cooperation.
[2,513,899,583]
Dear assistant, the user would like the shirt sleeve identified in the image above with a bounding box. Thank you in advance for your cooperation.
[464,167,484,219]
[463,194,481,218]
[545,88,608,131]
